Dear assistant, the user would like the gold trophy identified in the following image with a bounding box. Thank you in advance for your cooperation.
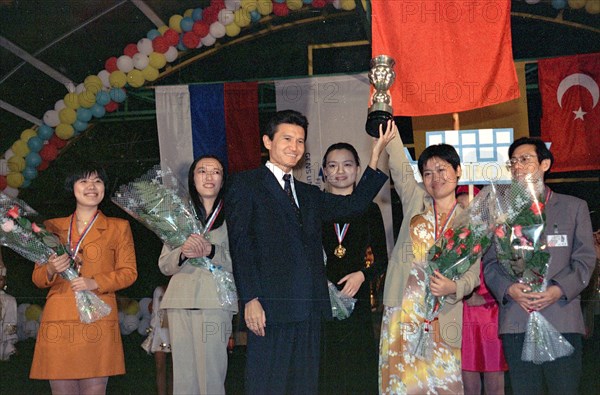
[365,55,396,137]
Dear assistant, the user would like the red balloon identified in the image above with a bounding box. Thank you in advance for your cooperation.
[273,2,289,16]
[105,57,118,73]
[37,160,50,171]
[182,32,200,49]
[202,6,219,24]
[0,175,7,191]
[312,0,327,8]
[105,101,119,113]
[124,43,138,57]
[50,133,68,147]
[192,21,210,38]
[211,0,225,8]
[40,144,59,161]
[163,29,180,47]
[153,36,169,53]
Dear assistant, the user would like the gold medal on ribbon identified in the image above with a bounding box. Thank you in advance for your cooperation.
[334,244,346,259]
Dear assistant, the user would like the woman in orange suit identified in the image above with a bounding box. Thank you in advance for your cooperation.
[29,165,137,395]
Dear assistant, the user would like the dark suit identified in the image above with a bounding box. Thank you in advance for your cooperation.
[484,190,595,395]
[225,165,387,395]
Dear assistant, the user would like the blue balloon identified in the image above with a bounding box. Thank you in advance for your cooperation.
[96,91,111,106]
[25,152,42,168]
[77,107,93,122]
[27,136,44,152]
[22,166,38,181]
[303,0,312,3]
[91,103,106,118]
[177,39,187,52]
[73,120,89,132]
[192,8,203,21]
[38,124,54,140]
[181,16,194,32]
[551,0,566,9]
[274,0,285,3]
[109,88,126,103]
[250,10,261,22]
[147,29,161,40]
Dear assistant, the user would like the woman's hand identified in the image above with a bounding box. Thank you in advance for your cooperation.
[181,234,212,258]
[430,270,457,297]
[338,271,366,298]
[507,282,534,311]
[368,119,397,170]
[70,277,99,292]
[46,253,71,279]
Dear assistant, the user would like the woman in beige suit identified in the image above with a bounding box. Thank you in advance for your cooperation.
[158,155,237,395]
[378,121,480,394]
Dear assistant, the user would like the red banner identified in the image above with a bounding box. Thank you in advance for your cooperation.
[539,53,600,173]
[371,0,519,116]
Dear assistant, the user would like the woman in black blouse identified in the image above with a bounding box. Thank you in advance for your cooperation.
[319,142,388,395]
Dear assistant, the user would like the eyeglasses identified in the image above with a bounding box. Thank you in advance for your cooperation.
[506,154,538,168]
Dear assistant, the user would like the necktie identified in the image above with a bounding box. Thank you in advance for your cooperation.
[283,174,302,224]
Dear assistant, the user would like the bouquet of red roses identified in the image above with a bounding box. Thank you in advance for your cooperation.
[0,193,111,324]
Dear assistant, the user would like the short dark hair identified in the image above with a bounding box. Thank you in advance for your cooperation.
[64,165,108,195]
[263,110,308,141]
[508,137,554,172]
[417,144,461,176]
[188,155,227,229]
[322,142,361,169]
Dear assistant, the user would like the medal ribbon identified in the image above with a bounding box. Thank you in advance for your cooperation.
[433,202,458,240]
[202,199,223,235]
[334,223,350,246]
[68,211,100,258]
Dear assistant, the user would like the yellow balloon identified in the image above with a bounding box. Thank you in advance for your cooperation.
[59,107,77,124]
[64,92,80,109]
[149,52,167,69]
[127,69,145,88]
[226,22,241,37]
[340,0,356,10]
[25,304,43,321]
[125,300,140,315]
[586,0,600,13]
[78,90,96,108]
[141,66,159,82]
[84,75,103,94]
[286,0,303,11]
[257,0,273,15]
[11,140,29,157]
[169,15,184,33]
[568,0,586,8]
[55,123,75,140]
[158,25,169,35]
[241,0,258,12]
[8,156,26,172]
[109,70,127,88]
[234,9,252,27]
[20,129,37,142]
[7,172,24,188]
[183,8,194,18]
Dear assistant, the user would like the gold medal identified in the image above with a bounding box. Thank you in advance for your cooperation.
[334,244,346,258]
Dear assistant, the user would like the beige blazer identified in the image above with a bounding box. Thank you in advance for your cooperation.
[158,223,238,313]
[383,136,479,347]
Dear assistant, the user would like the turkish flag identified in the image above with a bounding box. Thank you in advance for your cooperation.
[539,53,600,173]
[371,0,519,116]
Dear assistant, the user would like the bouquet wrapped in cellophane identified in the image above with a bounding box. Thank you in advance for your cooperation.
[323,250,356,320]
[493,176,573,364]
[111,165,237,309]
[411,185,498,360]
[0,193,111,324]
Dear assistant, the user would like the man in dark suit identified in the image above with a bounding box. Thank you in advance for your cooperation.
[484,137,596,395]
[225,110,394,395]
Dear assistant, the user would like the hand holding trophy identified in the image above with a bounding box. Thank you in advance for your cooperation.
[365,55,396,137]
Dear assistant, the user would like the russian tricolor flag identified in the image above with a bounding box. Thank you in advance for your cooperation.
[156,82,261,183]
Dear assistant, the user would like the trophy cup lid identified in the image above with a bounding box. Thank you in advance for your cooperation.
[370,54,395,69]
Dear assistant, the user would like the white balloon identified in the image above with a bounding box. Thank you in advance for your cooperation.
[54,99,66,111]
[43,110,60,127]
[120,314,139,335]
[118,311,125,323]
[2,186,19,198]
[138,297,152,318]
[116,55,134,73]
[218,9,235,25]
[25,320,40,339]
[97,70,111,88]
[65,81,77,93]
[225,0,241,10]
[209,22,226,38]
[165,46,179,62]
[196,40,203,49]
[75,83,86,94]
[201,34,217,47]
[0,159,8,176]
[4,149,15,160]
[138,317,151,335]
[133,53,150,70]
[137,38,154,55]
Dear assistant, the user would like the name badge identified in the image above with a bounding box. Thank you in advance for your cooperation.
[547,234,568,247]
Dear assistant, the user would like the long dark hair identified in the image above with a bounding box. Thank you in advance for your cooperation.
[187,155,226,229]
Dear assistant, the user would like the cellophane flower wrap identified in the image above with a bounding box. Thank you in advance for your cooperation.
[493,176,573,364]
[111,165,237,309]
[323,250,356,320]
[412,185,498,360]
[0,193,111,324]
